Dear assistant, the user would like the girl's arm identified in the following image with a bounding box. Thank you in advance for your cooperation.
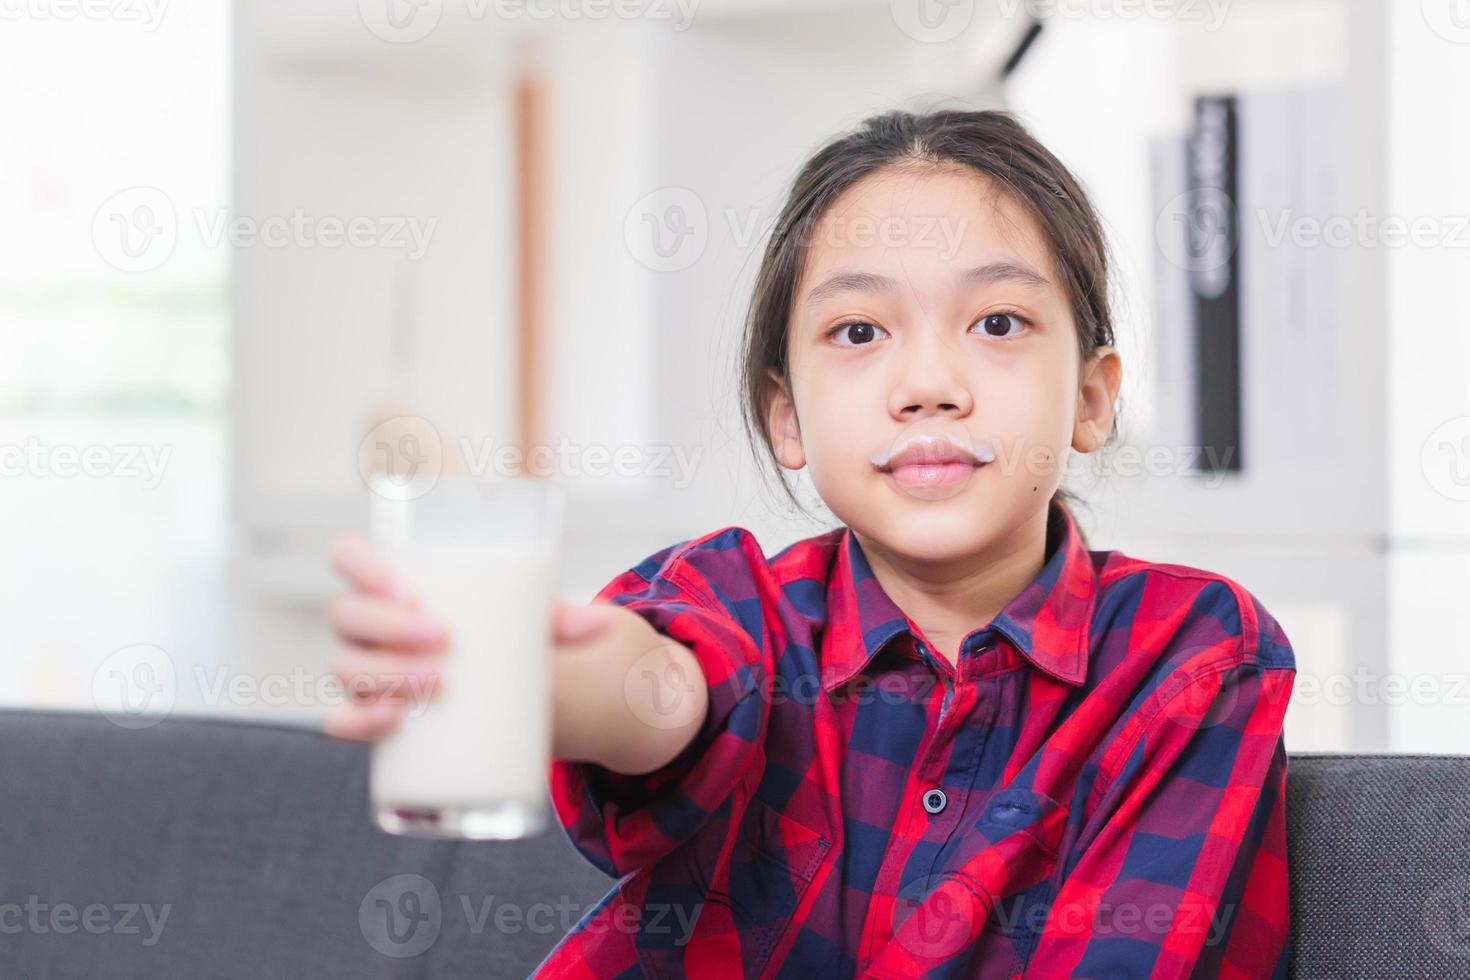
[551,599,710,776]
[548,528,778,879]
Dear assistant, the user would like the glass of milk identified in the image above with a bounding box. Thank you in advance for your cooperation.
[365,472,565,840]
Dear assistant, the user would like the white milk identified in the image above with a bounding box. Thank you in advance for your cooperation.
[369,537,556,838]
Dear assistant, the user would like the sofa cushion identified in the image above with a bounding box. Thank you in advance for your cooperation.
[0,709,613,979]
[1286,753,1470,977]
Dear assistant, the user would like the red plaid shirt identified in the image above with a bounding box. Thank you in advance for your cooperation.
[539,498,1296,978]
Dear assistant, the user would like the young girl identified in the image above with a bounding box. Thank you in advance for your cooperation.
[325,109,1296,979]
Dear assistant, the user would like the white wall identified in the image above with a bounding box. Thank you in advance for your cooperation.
[1384,0,1470,751]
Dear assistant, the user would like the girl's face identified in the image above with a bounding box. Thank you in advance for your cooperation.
[766,164,1120,565]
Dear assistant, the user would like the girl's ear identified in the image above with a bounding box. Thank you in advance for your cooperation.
[1072,346,1122,453]
[765,368,807,470]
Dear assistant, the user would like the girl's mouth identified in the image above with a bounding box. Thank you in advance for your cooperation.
[882,458,985,494]
[870,432,996,499]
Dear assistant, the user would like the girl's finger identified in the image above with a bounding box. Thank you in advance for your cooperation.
[329,646,443,704]
[327,592,448,651]
[329,532,408,600]
[322,699,405,741]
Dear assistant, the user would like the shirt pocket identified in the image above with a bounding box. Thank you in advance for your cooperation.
[881,786,1069,974]
[727,795,833,977]
[973,787,1068,940]
[635,794,833,979]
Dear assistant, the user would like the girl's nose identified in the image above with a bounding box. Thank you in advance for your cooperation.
[888,330,974,420]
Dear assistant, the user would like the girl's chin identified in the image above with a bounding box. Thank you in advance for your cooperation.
[865,508,1000,563]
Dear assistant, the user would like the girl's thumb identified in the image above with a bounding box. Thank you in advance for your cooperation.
[552,599,620,645]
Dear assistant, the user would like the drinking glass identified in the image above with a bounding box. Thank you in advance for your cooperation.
[366,472,565,839]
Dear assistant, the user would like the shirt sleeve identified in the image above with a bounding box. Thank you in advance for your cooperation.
[547,531,776,879]
[1027,594,1297,978]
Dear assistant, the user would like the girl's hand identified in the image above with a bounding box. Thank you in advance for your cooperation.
[321,531,625,743]
[322,531,708,775]
[322,532,448,741]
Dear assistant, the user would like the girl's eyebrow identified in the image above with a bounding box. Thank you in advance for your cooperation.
[801,261,1052,310]
[961,261,1052,291]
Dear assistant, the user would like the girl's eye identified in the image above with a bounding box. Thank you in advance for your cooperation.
[827,320,889,347]
[971,311,1031,338]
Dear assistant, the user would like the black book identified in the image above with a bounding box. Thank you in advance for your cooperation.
[1186,95,1243,475]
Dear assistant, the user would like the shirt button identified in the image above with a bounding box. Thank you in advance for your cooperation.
[922,788,947,815]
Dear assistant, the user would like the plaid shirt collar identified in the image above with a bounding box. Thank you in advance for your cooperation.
[821,497,1098,692]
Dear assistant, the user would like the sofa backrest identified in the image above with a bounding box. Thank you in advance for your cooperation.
[2,710,1468,978]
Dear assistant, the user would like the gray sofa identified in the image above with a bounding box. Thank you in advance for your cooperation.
[1,709,1466,978]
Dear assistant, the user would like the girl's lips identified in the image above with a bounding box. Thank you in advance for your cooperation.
[883,459,985,495]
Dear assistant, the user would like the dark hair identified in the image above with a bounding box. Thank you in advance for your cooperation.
[738,108,1119,548]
